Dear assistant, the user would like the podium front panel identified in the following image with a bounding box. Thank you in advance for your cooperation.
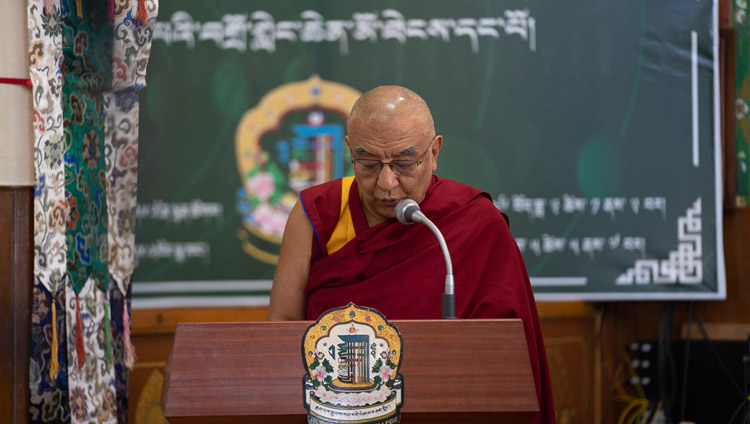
[163,319,538,423]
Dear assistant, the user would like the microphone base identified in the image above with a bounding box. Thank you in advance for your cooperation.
[442,293,456,319]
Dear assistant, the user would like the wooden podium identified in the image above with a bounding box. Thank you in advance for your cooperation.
[162,319,539,423]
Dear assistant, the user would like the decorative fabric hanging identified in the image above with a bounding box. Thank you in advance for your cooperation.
[61,0,117,422]
[28,0,70,421]
[65,283,117,422]
[28,0,158,422]
[109,283,132,423]
[29,287,69,423]
[104,0,158,378]
[105,0,156,304]
[61,0,111,297]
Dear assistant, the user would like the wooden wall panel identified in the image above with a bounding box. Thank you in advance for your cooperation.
[129,307,270,424]
[538,303,599,424]
[697,209,750,321]
[0,187,32,424]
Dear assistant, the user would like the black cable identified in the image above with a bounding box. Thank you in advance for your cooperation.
[666,302,678,423]
[679,301,694,422]
[659,302,680,423]
[658,304,672,424]
[658,306,666,422]
[728,396,749,424]
[657,306,667,414]
[694,312,744,397]
[599,304,612,424]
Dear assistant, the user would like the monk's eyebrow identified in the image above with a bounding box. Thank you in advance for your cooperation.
[353,147,375,157]
[394,146,419,157]
[352,146,419,157]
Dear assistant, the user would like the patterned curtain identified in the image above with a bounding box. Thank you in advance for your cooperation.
[28,0,158,422]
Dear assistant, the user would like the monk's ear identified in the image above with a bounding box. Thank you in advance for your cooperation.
[345,135,351,149]
[431,135,443,172]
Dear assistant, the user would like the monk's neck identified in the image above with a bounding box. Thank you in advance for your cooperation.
[362,205,389,228]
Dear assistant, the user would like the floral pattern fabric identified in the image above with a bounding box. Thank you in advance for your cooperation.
[65,282,117,423]
[28,0,158,422]
[30,0,65,295]
[61,0,112,294]
[29,281,69,423]
[28,0,70,421]
[60,2,117,420]
[109,283,132,424]
[105,0,157,297]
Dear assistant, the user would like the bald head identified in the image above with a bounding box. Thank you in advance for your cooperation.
[344,85,443,226]
[347,86,435,139]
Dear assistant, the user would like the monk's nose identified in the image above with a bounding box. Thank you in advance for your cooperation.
[376,164,399,192]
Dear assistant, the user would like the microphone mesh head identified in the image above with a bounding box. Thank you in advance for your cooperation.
[396,199,420,224]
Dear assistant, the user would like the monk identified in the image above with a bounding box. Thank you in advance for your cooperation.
[268,85,555,423]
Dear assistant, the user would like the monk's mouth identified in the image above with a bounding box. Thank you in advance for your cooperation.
[380,199,400,207]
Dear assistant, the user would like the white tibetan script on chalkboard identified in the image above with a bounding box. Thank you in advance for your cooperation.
[152,9,537,55]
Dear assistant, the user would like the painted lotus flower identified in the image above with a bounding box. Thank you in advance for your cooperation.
[314,366,327,381]
[379,366,392,380]
[248,171,275,201]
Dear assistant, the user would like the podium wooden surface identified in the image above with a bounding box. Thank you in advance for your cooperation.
[162,319,539,423]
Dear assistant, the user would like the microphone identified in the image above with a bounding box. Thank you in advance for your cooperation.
[395,199,424,224]
[395,199,455,319]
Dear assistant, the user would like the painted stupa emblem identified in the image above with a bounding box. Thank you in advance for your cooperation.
[234,76,361,264]
[302,303,404,424]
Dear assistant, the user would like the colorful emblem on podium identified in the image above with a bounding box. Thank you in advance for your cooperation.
[302,303,404,424]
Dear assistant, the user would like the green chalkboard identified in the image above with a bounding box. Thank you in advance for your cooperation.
[135,0,724,307]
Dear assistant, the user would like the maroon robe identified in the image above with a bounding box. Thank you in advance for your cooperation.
[300,175,556,424]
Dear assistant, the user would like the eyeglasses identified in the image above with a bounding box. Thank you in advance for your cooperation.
[351,136,436,177]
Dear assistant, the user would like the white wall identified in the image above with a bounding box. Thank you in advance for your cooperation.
[0,1,33,186]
